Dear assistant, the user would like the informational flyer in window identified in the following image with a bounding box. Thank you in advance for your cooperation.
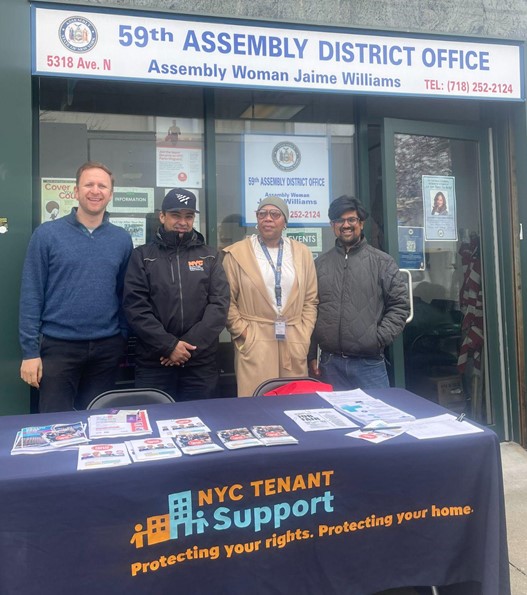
[110,187,154,214]
[41,178,76,223]
[110,217,146,247]
[285,228,323,256]
[156,147,203,188]
[422,175,458,241]
[398,226,425,270]
[244,134,330,227]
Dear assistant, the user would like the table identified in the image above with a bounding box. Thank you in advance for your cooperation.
[0,389,509,595]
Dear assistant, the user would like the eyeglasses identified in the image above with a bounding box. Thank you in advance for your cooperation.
[256,209,283,220]
[332,216,361,226]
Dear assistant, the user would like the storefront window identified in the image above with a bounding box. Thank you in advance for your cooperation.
[38,78,358,393]
[213,88,357,256]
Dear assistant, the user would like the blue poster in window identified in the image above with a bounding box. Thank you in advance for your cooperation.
[422,175,458,241]
[398,226,425,270]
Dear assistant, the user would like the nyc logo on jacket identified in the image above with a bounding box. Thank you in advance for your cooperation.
[188,259,204,271]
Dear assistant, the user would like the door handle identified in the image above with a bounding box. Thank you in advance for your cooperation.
[399,269,414,323]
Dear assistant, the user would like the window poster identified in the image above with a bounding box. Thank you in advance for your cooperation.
[398,226,425,271]
[422,175,458,241]
[41,178,76,223]
[110,217,147,247]
[155,118,204,189]
[244,134,330,227]
[285,228,323,256]
[156,147,203,188]
[110,187,154,214]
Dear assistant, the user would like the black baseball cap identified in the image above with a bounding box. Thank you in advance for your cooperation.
[161,188,199,213]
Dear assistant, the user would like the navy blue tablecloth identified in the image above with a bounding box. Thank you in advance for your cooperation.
[0,389,510,595]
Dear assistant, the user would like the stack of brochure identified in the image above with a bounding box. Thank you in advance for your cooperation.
[250,425,298,446]
[156,416,210,437]
[175,433,224,455]
[77,443,131,470]
[11,422,89,455]
[317,389,416,425]
[284,409,358,432]
[156,417,223,455]
[125,438,182,462]
[216,427,263,449]
[87,409,152,439]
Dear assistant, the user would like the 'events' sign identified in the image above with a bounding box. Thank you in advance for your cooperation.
[32,6,524,100]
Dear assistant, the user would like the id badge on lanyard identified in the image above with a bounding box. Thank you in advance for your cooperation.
[275,315,286,341]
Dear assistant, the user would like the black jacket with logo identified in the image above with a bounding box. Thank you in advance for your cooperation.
[123,227,230,367]
[309,236,409,359]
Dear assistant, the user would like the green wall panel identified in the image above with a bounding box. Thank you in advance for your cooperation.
[0,0,33,414]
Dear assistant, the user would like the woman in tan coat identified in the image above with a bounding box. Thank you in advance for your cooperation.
[222,196,318,397]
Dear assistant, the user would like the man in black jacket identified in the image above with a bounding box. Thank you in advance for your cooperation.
[308,195,409,390]
[123,188,229,401]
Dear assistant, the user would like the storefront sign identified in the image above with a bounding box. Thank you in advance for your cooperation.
[244,134,329,226]
[32,6,524,101]
[111,187,154,213]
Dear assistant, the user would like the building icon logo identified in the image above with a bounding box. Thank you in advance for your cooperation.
[59,16,98,53]
[272,142,301,172]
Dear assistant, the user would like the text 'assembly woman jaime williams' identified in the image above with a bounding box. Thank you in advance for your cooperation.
[222,196,318,397]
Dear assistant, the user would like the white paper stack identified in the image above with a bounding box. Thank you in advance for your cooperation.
[175,432,224,455]
[88,409,152,439]
[216,427,263,449]
[77,443,131,470]
[284,408,358,432]
[11,422,89,455]
[156,417,210,437]
[317,389,416,425]
[125,437,182,462]
[250,425,299,446]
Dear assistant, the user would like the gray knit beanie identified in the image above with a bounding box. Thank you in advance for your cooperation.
[257,196,289,223]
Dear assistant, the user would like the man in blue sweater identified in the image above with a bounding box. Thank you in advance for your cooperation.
[19,161,133,412]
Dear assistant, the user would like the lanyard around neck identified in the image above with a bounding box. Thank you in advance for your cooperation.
[257,236,284,310]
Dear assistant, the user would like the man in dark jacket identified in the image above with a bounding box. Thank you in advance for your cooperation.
[123,188,229,401]
[308,195,409,390]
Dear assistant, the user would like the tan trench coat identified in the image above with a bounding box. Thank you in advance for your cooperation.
[222,237,318,397]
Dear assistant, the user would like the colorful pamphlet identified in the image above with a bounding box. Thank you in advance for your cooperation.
[346,427,406,443]
[156,417,210,436]
[88,409,152,439]
[216,427,263,449]
[250,425,299,446]
[11,422,89,455]
[77,443,131,470]
[175,432,224,455]
[125,438,182,462]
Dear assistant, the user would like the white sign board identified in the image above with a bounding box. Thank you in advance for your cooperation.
[33,7,524,100]
[244,134,329,226]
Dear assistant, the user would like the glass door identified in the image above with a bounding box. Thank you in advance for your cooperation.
[375,119,507,434]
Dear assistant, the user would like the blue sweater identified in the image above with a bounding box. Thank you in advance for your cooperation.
[19,209,133,359]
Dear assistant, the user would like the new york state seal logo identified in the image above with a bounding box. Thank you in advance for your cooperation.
[272,142,301,172]
[59,16,98,53]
